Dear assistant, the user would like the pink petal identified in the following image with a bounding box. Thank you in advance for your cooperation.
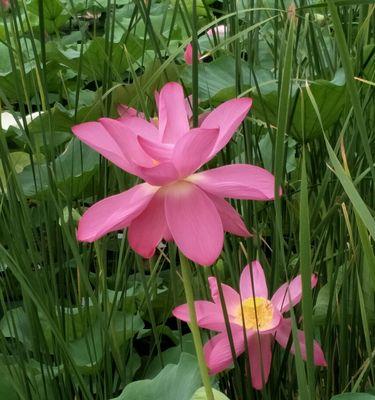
[158,82,190,144]
[137,136,173,163]
[128,191,167,258]
[208,276,241,317]
[156,91,192,120]
[204,327,245,375]
[275,318,327,366]
[138,162,179,186]
[240,261,268,300]
[173,128,219,177]
[189,164,276,200]
[271,274,318,314]
[164,181,223,266]
[201,98,252,156]
[117,104,141,118]
[248,333,273,390]
[184,43,193,65]
[71,121,135,173]
[77,183,158,242]
[99,118,154,167]
[117,116,159,140]
[207,195,250,237]
[172,300,226,331]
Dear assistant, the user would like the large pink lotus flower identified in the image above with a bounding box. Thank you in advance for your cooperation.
[173,261,327,388]
[72,82,276,265]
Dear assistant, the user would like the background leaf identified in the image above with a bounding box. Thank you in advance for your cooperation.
[112,353,202,400]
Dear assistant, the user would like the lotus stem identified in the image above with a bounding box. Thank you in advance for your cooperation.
[179,251,214,400]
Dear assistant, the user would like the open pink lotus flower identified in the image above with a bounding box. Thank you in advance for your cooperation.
[184,25,227,64]
[173,261,327,389]
[72,82,276,265]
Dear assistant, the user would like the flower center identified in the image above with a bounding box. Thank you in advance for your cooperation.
[235,297,274,331]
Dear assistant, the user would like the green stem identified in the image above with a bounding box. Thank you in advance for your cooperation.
[179,252,214,400]
[94,241,106,296]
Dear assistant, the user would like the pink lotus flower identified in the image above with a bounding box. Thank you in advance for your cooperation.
[72,82,276,265]
[184,25,227,65]
[173,261,327,388]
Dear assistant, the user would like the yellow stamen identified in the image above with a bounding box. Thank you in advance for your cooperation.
[235,297,274,331]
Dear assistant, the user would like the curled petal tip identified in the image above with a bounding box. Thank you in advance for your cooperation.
[314,343,327,367]
[162,81,184,91]
[240,96,253,109]
[76,222,96,243]
[320,358,328,367]
[207,276,217,286]
[172,304,187,320]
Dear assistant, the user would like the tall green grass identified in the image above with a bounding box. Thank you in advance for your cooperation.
[0,0,374,398]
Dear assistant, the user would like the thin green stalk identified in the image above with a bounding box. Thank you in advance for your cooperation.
[273,11,295,290]
[289,307,310,400]
[137,256,164,368]
[191,0,199,127]
[326,0,375,186]
[299,150,315,397]
[179,252,214,400]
